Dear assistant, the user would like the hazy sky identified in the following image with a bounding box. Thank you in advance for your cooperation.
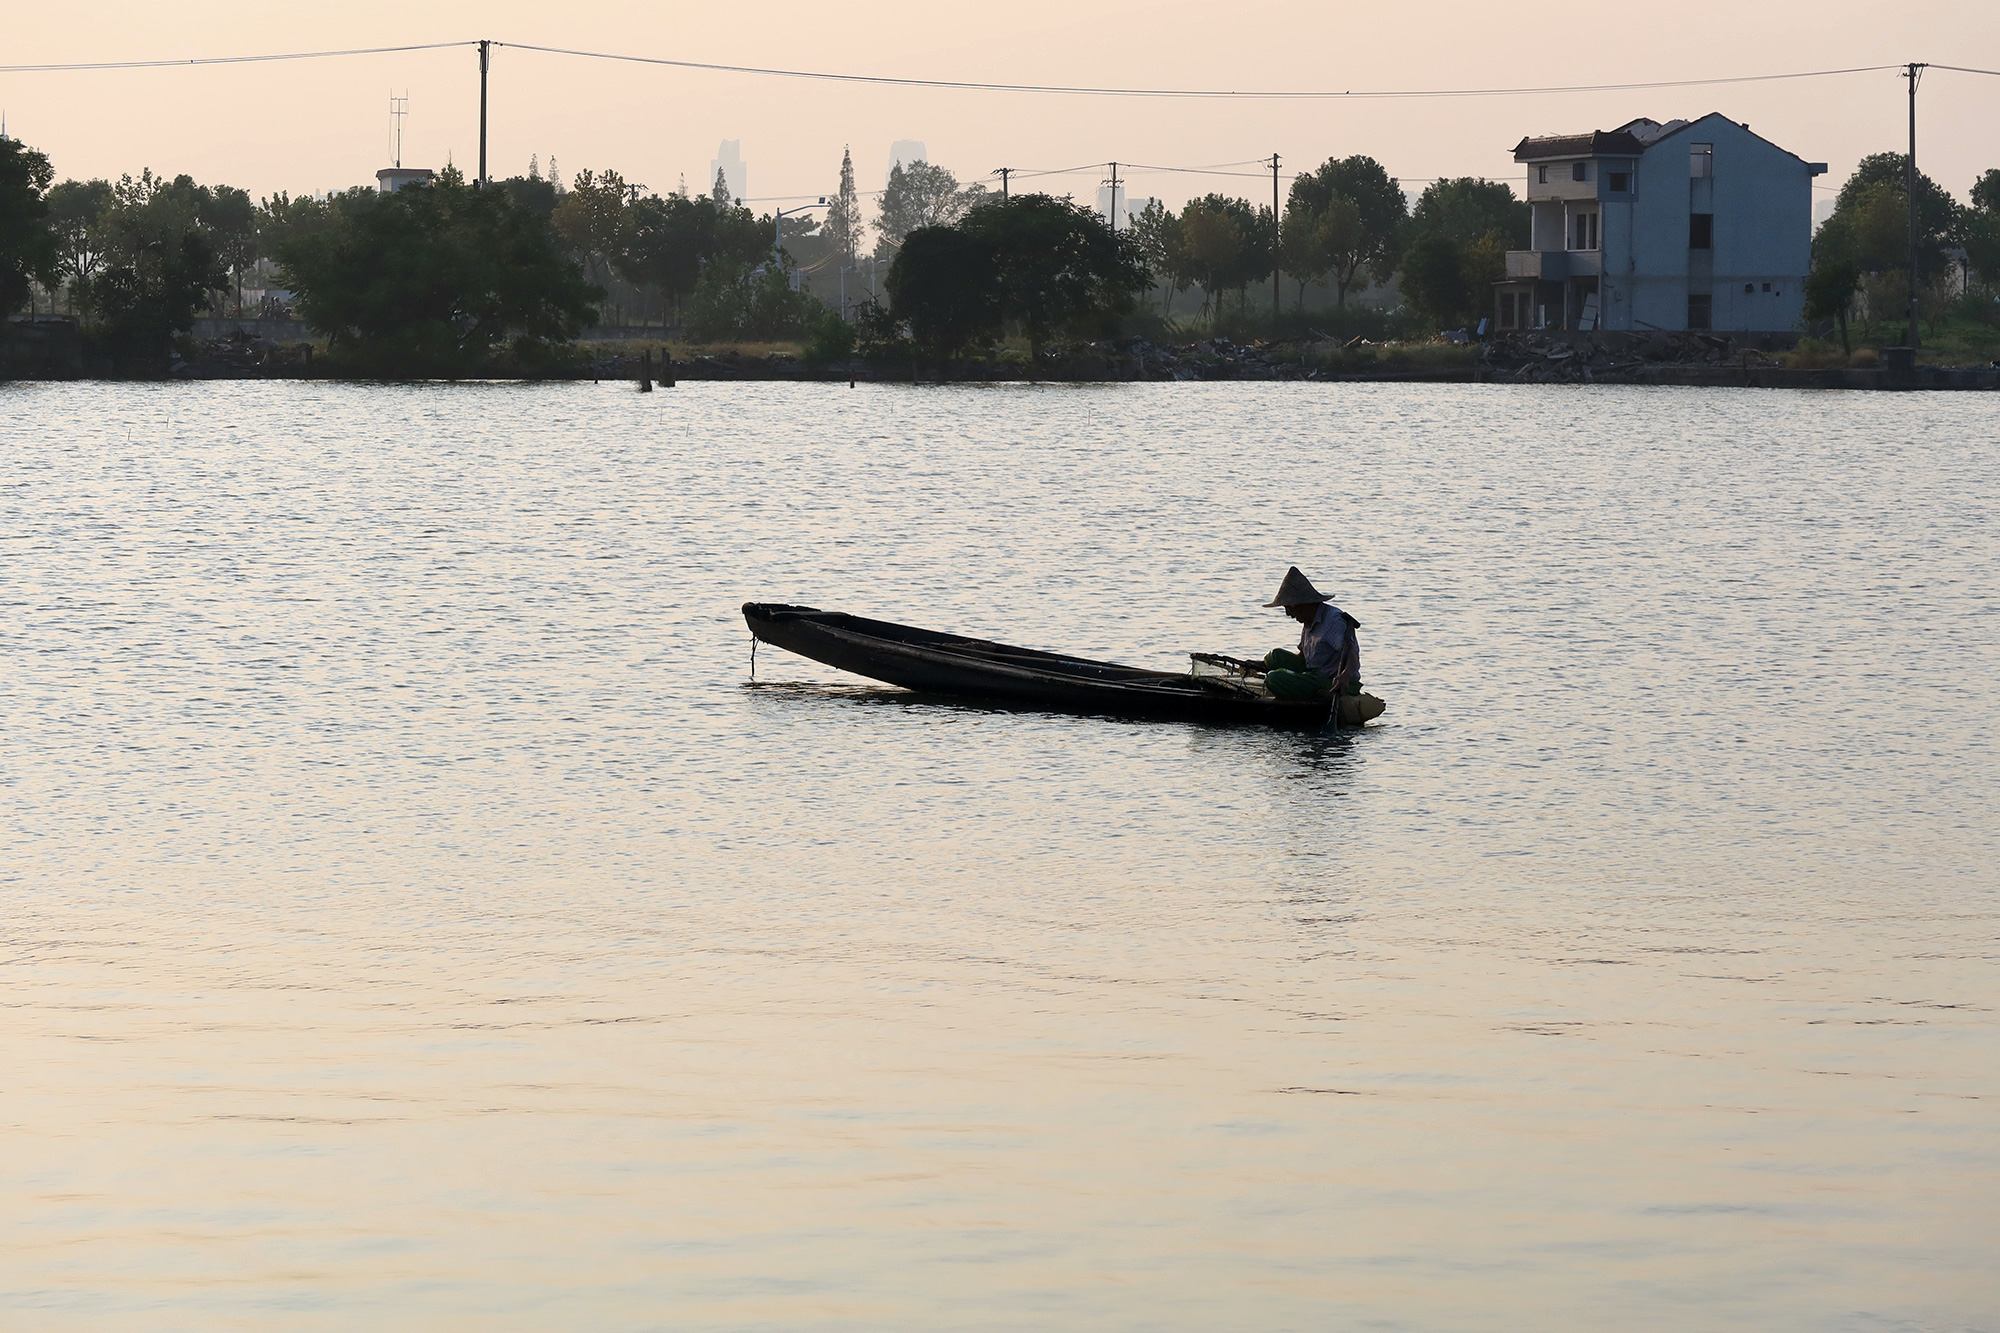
[7,1,1997,214]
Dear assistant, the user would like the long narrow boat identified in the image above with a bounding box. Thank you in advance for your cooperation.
[743,602,1382,731]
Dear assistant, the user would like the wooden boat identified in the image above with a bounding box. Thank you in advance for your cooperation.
[742,602,1384,731]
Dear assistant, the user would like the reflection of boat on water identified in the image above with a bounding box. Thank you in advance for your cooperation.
[742,603,1385,731]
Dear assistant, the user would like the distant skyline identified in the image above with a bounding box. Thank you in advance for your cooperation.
[887,140,925,187]
[5,1,1997,211]
[710,139,747,203]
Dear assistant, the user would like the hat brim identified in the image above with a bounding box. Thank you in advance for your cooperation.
[1264,594,1329,607]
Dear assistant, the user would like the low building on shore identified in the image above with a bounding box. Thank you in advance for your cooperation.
[1496,114,1826,334]
[376,167,436,193]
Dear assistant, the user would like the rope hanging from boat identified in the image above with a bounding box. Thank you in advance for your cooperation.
[750,634,758,681]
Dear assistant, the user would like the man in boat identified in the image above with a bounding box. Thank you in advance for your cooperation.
[1260,567,1361,702]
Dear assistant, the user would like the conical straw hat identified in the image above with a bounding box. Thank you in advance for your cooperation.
[1263,566,1330,607]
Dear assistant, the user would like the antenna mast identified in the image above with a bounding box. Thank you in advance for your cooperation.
[390,90,409,169]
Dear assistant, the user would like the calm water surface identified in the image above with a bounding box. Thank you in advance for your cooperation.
[2,381,1995,1331]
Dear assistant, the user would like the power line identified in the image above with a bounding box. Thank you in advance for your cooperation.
[0,41,1950,102]
[0,41,474,74]
[493,43,1901,99]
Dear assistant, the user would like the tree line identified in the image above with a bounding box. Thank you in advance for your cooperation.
[0,137,1012,368]
[1804,154,2000,350]
[7,129,1997,374]
[0,136,1592,373]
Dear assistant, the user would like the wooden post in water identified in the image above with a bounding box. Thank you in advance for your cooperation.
[638,348,653,392]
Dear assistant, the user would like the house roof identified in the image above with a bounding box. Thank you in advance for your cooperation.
[1512,114,1817,166]
[1513,129,1644,161]
[1512,118,1691,160]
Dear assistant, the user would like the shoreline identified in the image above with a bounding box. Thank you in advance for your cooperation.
[7,363,1996,389]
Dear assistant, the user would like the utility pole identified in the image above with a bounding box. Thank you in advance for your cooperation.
[1905,62,1926,352]
[1271,153,1282,323]
[477,39,490,189]
[997,167,1012,200]
[1105,162,1119,232]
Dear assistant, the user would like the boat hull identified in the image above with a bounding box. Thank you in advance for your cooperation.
[743,602,1348,731]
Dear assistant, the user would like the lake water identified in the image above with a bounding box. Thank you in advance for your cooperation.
[2,380,1995,1331]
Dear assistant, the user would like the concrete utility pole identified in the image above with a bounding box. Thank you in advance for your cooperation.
[996,167,1012,200]
[1905,61,1927,352]
[477,40,490,188]
[1271,153,1281,323]
[1106,162,1119,232]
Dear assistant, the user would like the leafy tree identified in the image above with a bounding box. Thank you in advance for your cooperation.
[44,177,114,303]
[1394,180,1522,330]
[66,168,229,355]
[1815,181,1922,276]
[1963,169,2000,285]
[711,169,732,207]
[953,193,1148,361]
[202,184,257,313]
[99,171,209,261]
[875,161,985,258]
[1408,178,1528,250]
[76,230,226,361]
[1813,154,1959,336]
[499,174,559,221]
[1398,232,1470,327]
[1128,197,1189,315]
[1288,155,1406,304]
[1803,257,1861,352]
[1973,169,2000,213]
[685,253,825,343]
[1278,195,1359,310]
[1835,153,1958,254]
[552,169,628,290]
[824,146,862,266]
[1,138,60,314]
[276,166,601,372]
[256,190,367,279]
[1178,201,1241,319]
[1179,194,1270,311]
[620,192,766,327]
[885,225,1001,359]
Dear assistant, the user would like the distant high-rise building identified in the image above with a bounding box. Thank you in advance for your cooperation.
[1096,185,1150,231]
[888,140,926,185]
[711,140,748,203]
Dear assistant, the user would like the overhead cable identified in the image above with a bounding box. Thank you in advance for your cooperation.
[494,44,1901,99]
[0,41,475,74]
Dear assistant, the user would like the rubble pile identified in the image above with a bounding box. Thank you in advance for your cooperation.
[1098,336,1327,380]
[1481,330,1778,383]
[171,329,313,377]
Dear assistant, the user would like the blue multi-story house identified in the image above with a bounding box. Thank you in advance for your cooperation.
[1496,114,1827,333]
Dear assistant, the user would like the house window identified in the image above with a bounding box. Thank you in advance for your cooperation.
[1762,282,1771,292]
[1687,294,1713,330]
[1689,213,1714,249]
[1573,162,1588,182]
[1570,210,1599,251]
[1608,171,1630,192]
[1690,143,1713,179]
[1538,165,1548,184]
[1744,282,1755,294]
